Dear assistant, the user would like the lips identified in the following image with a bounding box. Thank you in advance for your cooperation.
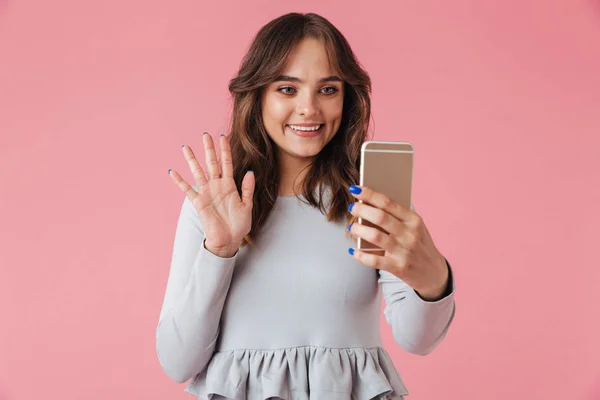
[286,124,324,138]
[287,124,322,131]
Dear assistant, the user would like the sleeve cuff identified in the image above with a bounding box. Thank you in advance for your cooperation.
[201,238,239,260]
[412,257,455,303]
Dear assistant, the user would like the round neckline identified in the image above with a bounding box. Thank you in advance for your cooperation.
[277,184,330,200]
[277,193,305,199]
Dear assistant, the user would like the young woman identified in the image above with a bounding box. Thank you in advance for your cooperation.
[158,12,455,400]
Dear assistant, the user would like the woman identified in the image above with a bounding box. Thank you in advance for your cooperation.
[158,12,455,400]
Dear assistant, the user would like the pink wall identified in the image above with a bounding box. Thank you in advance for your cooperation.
[1,0,599,399]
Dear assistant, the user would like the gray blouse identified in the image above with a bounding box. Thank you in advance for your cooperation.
[156,185,456,399]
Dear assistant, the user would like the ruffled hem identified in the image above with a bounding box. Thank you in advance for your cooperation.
[185,346,408,400]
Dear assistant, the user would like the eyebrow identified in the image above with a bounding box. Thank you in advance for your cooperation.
[273,75,343,83]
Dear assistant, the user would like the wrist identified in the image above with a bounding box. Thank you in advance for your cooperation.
[204,240,239,258]
[415,258,452,301]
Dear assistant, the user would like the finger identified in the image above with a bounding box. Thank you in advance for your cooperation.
[348,222,399,253]
[349,185,413,224]
[240,170,255,207]
[182,145,208,189]
[348,200,405,237]
[220,134,234,178]
[168,169,198,204]
[203,132,221,179]
[348,247,398,273]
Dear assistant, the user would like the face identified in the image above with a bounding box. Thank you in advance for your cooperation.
[261,37,344,166]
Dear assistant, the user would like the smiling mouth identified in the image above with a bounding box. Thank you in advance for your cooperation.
[286,124,323,132]
[285,124,324,138]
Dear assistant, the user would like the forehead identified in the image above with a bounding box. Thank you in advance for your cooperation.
[280,37,340,79]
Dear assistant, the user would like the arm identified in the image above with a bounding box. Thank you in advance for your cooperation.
[378,258,456,355]
[156,194,238,383]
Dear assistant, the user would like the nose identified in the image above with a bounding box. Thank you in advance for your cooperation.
[295,91,318,117]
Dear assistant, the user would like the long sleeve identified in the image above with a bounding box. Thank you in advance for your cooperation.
[156,193,238,383]
[378,259,456,356]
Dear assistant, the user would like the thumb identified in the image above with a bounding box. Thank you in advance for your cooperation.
[241,170,255,208]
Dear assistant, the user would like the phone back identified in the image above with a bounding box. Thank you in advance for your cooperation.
[357,141,414,253]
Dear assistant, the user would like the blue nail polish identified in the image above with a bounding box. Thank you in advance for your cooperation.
[220,133,225,137]
[168,169,172,174]
[181,145,185,148]
[348,248,355,255]
[347,223,353,231]
[348,203,354,212]
[203,132,208,135]
[349,185,362,194]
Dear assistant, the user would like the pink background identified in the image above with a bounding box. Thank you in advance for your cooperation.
[1,0,599,399]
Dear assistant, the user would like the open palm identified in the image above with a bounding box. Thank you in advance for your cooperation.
[169,133,255,257]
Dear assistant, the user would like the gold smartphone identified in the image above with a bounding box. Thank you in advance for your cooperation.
[357,141,414,253]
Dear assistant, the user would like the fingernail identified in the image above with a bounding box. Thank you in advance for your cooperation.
[347,223,353,231]
[348,203,354,212]
[349,185,361,194]
[203,132,209,135]
[168,169,172,174]
[348,248,355,255]
[181,145,185,148]
[220,134,225,137]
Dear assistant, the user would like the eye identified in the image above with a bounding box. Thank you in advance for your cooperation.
[321,86,338,95]
[277,86,296,95]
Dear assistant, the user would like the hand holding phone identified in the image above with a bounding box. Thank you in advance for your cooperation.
[357,141,414,253]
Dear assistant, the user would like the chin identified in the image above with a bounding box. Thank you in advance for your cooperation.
[286,146,322,159]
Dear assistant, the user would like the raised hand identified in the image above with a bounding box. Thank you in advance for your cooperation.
[169,132,255,258]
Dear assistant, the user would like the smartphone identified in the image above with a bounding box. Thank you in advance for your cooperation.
[357,141,414,253]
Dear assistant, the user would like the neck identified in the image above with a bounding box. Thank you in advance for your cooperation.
[277,152,314,196]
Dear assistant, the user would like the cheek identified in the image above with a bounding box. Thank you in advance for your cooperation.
[263,96,292,125]
[326,102,343,126]
[325,98,344,122]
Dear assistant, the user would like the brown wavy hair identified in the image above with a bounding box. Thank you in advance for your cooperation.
[226,12,373,247]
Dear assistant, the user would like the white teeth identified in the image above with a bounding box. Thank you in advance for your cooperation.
[288,124,322,132]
